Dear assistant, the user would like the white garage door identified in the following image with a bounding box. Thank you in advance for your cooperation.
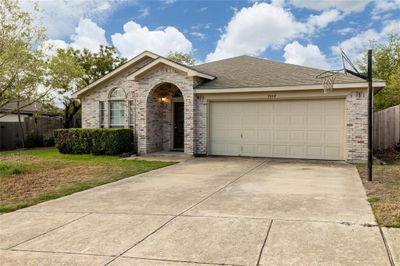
[209,99,345,160]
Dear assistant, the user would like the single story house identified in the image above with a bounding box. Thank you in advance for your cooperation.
[0,102,61,122]
[73,51,385,162]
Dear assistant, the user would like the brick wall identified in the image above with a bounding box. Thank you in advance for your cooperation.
[345,90,368,162]
[135,65,195,155]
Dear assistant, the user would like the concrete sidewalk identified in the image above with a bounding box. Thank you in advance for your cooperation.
[0,157,396,265]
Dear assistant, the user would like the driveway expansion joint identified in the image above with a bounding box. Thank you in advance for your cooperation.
[104,160,267,265]
[118,256,246,266]
[7,212,92,250]
[379,227,396,266]
[7,248,115,258]
[256,220,273,266]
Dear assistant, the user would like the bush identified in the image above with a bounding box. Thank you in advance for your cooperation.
[25,133,44,148]
[54,128,134,155]
[43,135,55,147]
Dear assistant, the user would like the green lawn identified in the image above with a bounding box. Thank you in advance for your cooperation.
[357,164,400,228]
[0,148,175,213]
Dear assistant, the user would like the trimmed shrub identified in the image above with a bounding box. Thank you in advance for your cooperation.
[54,128,134,155]
[25,133,44,148]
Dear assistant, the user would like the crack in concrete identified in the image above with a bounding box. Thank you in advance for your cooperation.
[7,213,92,250]
[103,160,267,266]
[256,220,273,266]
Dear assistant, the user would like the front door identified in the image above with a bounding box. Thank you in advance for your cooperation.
[173,101,184,150]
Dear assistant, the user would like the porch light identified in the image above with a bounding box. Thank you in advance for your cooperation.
[160,96,169,104]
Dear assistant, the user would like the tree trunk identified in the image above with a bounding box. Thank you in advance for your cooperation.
[17,100,25,148]
[63,99,81,128]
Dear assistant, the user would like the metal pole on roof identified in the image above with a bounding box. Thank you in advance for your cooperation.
[367,49,373,182]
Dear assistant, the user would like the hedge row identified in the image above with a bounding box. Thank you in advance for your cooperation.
[54,128,134,155]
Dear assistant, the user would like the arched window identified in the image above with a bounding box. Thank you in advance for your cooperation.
[109,87,126,99]
[109,87,126,128]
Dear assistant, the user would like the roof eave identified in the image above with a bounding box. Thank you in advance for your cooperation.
[127,58,215,81]
[72,51,159,98]
[194,81,386,94]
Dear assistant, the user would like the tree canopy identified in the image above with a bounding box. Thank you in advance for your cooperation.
[167,52,196,66]
[0,0,49,117]
[358,34,400,111]
[48,45,127,127]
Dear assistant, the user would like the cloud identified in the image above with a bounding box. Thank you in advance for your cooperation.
[331,20,400,64]
[373,0,400,13]
[42,40,69,57]
[191,23,211,30]
[111,21,192,58]
[289,0,371,13]
[20,0,123,39]
[306,10,342,31]
[190,32,206,40]
[70,18,108,51]
[162,0,176,4]
[206,3,305,61]
[337,27,354,35]
[137,7,150,18]
[43,18,107,55]
[284,41,330,69]
[206,2,340,62]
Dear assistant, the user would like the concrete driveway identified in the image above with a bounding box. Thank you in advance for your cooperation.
[0,157,395,265]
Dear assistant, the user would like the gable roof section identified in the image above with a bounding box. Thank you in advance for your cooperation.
[73,51,158,98]
[192,55,385,90]
[126,57,215,81]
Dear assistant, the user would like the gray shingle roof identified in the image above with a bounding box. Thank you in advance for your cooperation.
[0,101,61,116]
[192,55,366,89]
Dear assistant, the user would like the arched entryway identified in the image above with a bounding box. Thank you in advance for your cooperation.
[146,82,184,153]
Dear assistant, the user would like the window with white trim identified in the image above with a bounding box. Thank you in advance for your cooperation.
[109,87,126,128]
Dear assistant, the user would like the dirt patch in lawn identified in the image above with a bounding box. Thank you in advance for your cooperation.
[0,165,105,206]
[357,164,400,228]
[0,148,174,212]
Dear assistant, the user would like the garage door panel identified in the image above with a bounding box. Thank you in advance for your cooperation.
[289,145,306,158]
[308,116,324,130]
[290,131,306,143]
[274,130,290,143]
[307,146,324,158]
[257,130,273,142]
[290,115,306,129]
[210,100,344,160]
[242,116,258,127]
[273,145,289,157]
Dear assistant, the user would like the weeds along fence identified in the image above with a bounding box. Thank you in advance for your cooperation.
[374,104,400,150]
[0,116,63,150]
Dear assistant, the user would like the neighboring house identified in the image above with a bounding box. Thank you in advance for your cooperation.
[73,51,385,162]
[0,102,61,122]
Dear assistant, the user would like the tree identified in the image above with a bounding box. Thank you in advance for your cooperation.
[358,34,400,111]
[167,52,196,66]
[49,45,127,128]
[0,0,51,146]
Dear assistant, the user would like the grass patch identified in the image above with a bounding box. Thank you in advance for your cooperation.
[357,164,400,228]
[0,162,29,176]
[0,148,175,213]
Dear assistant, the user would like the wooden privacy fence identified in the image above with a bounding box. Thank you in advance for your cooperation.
[373,104,400,150]
[0,116,63,150]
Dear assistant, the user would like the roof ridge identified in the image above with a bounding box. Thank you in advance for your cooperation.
[196,54,333,73]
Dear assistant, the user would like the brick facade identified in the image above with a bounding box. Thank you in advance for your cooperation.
[345,90,368,162]
[80,59,368,161]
